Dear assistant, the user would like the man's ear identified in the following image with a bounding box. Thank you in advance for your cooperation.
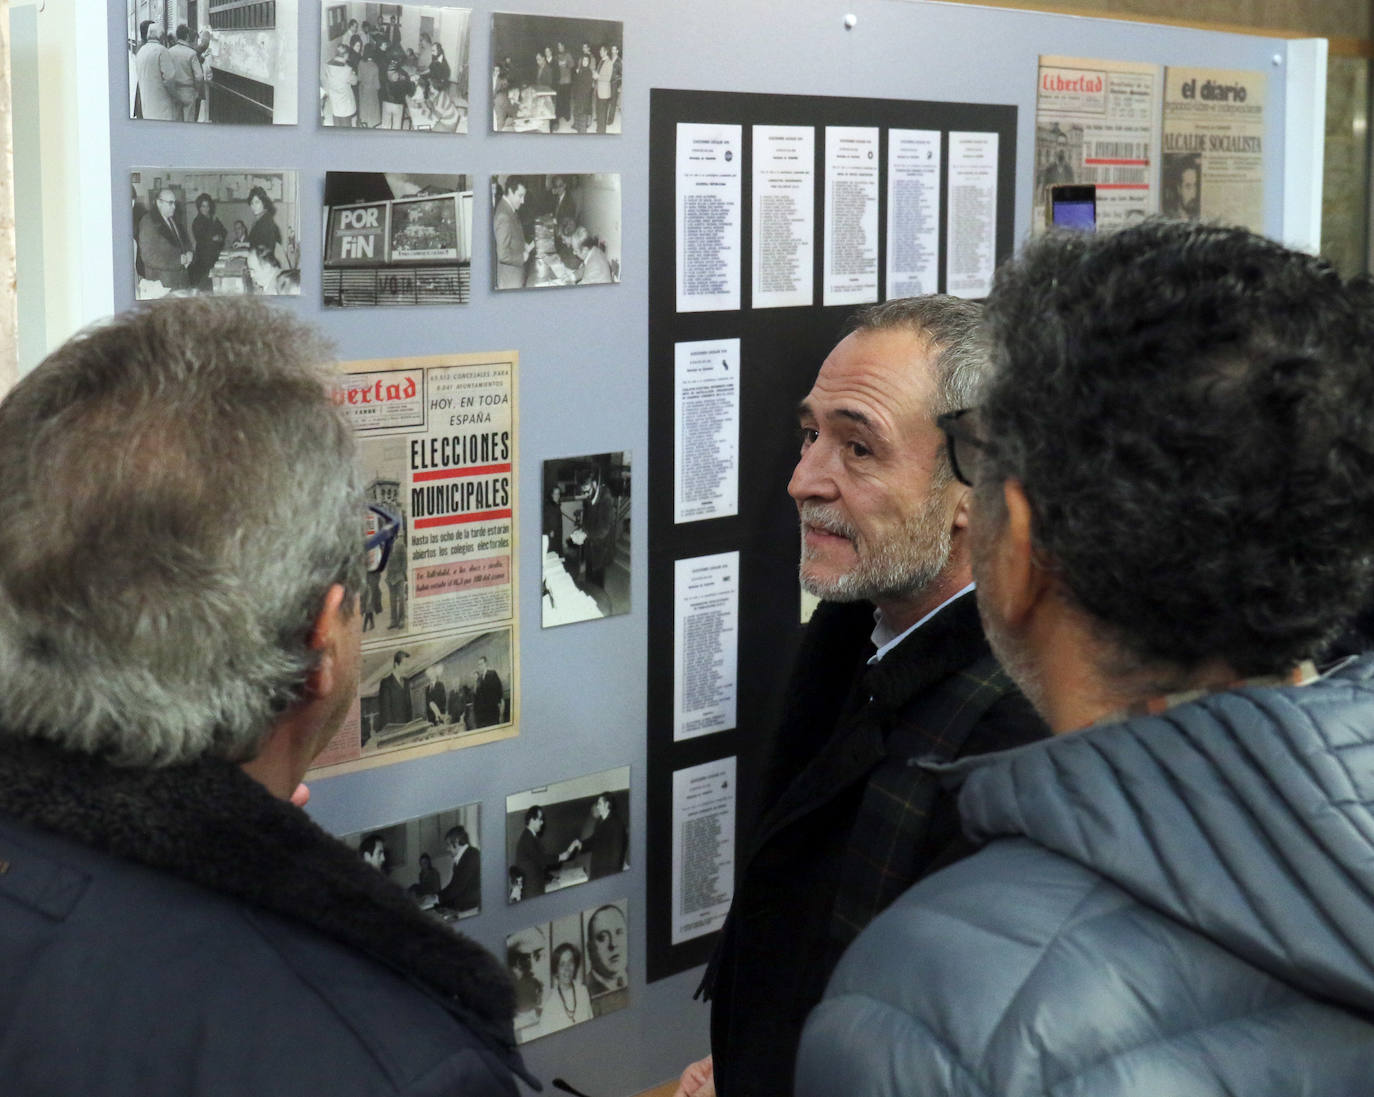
[950,480,971,532]
[304,582,350,701]
[987,479,1051,627]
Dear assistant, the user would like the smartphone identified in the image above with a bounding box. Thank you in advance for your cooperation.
[1049,184,1097,232]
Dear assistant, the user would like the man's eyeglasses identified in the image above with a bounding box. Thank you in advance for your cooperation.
[936,409,989,488]
[364,504,402,574]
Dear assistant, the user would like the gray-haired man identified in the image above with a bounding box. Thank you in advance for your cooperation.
[0,298,530,1096]
[683,297,1047,1097]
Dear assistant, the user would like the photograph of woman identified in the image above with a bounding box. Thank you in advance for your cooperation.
[539,943,593,1036]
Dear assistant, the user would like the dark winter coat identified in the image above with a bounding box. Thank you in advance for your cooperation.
[704,594,1046,1097]
[0,737,536,1097]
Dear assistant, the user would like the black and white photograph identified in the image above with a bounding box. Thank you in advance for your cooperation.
[1162,151,1203,220]
[360,628,512,754]
[341,800,483,922]
[1035,121,1081,205]
[360,435,409,634]
[490,13,622,134]
[127,0,299,124]
[324,172,473,307]
[491,173,621,290]
[507,898,630,1043]
[541,451,631,627]
[505,765,630,904]
[320,3,471,132]
[132,169,300,298]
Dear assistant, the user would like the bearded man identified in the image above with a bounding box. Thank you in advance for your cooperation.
[677,297,1048,1097]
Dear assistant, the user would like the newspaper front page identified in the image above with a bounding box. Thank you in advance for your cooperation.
[1162,67,1266,231]
[311,351,519,776]
[1033,55,1160,233]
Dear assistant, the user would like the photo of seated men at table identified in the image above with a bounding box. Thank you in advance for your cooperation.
[490,13,621,134]
[506,766,630,904]
[506,899,631,1045]
[320,3,470,132]
[491,173,621,291]
[340,801,483,924]
[132,169,301,299]
[542,452,631,628]
[357,629,513,756]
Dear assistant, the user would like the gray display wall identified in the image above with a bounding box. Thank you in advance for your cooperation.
[99,2,1306,1093]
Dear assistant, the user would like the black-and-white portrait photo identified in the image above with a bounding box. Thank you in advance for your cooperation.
[324,172,473,308]
[131,169,300,299]
[491,173,621,291]
[542,452,631,627]
[1162,152,1203,221]
[340,800,483,922]
[320,3,471,132]
[507,898,630,1043]
[127,0,299,124]
[360,628,512,753]
[1035,121,1080,205]
[505,765,630,904]
[490,13,622,134]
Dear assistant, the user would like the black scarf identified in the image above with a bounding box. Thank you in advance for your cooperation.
[0,736,534,1086]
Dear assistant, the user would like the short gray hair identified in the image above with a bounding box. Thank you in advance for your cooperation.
[0,298,363,766]
[845,295,987,416]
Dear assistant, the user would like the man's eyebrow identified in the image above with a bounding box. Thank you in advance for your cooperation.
[830,407,875,430]
[795,401,876,431]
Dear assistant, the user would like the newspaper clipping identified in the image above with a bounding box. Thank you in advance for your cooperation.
[1162,67,1265,231]
[1033,55,1159,232]
[310,352,519,777]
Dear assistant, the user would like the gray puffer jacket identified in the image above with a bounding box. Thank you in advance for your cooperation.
[797,657,1374,1096]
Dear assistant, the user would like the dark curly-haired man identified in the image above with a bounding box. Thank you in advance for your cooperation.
[800,220,1374,1097]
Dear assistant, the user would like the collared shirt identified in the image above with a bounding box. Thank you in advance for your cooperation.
[868,582,975,665]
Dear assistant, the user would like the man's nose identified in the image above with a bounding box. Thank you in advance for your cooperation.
[788,441,836,504]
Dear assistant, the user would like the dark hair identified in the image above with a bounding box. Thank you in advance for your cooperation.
[596,791,615,815]
[175,24,192,42]
[359,833,389,873]
[194,192,214,210]
[979,219,1374,675]
[524,804,543,826]
[139,19,154,41]
[445,825,469,846]
[552,942,582,977]
[247,186,275,216]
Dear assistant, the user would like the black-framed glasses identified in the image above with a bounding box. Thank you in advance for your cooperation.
[364,503,402,574]
[936,408,989,487]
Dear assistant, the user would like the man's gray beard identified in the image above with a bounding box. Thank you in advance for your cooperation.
[798,495,953,605]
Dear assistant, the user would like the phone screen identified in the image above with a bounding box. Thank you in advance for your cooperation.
[1051,198,1096,231]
